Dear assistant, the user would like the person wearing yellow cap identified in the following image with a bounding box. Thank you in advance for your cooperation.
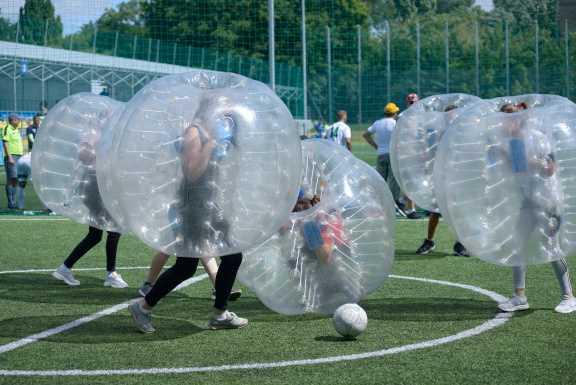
[362,103,402,207]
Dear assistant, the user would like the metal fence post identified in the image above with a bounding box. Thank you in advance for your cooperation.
[475,20,480,96]
[357,25,362,124]
[416,20,421,95]
[505,19,510,95]
[566,19,571,99]
[535,21,540,93]
[268,0,276,91]
[386,20,391,102]
[326,26,333,122]
[132,35,137,59]
[113,31,119,57]
[445,20,449,93]
[301,0,308,120]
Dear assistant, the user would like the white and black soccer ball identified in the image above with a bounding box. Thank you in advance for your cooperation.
[332,303,368,339]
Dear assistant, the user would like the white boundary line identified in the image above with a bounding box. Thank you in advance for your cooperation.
[0,272,208,355]
[0,271,512,377]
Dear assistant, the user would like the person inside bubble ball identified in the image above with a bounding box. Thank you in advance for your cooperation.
[291,189,341,264]
[416,104,468,257]
[495,102,576,314]
[129,123,247,333]
[399,93,421,219]
[52,129,129,289]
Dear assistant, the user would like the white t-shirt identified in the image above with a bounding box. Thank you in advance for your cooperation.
[367,117,396,155]
[325,121,352,148]
[17,152,31,180]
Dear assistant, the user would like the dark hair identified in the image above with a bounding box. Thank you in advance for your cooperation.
[444,105,458,112]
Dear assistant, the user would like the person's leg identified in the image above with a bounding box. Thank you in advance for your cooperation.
[551,258,576,313]
[209,253,247,329]
[52,226,103,286]
[498,265,529,312]
[16,179,26,210]
[143,257,199,308]
[130,257,199,333]
[6,178,17,209]
[63,226,103,269]
[103,232,128,288]
[201,257,219,286]
[416,213,439,254]
[427,213,440,240]
[105,232,121,273]
[147,252,171,284]
[213,253,243,311]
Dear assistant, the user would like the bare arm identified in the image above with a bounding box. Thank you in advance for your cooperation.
[362,131,377,150]
[181,126,216,182]
[2,140,13,164]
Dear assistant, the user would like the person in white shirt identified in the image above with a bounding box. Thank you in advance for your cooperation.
[325,110,352,151]
[362,102,401,204]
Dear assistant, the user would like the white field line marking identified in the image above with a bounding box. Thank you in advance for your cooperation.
[0,266,206,275]
[0,274,512,377]
[0,266,150,274]
[0,218,69,221]
[0,273,208,355]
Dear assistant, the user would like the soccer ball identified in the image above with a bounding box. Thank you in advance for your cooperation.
[332,303,368,339]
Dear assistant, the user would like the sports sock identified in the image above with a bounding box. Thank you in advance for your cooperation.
[551,258,573,299]
[512,265,527,292]
[16,186,25,209]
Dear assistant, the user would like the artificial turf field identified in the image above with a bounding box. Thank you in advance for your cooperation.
[0,130,575,385]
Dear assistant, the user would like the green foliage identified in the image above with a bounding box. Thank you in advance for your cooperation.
[17,0,62,45]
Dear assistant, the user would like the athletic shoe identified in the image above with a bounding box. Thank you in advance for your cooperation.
[104,271,129,288]
[554,297,576,314]
[211,289,243,301]
[52,264,80,286]
[416,239,436,255]
[453,241,470,257]
[406,211,421,219]
[128,302,155,333]
[498,295,530,312]
[138,282,153,297]
[208,311,248,330]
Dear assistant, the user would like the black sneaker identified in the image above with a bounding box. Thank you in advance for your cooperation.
[416,239,436,255]
[406,211,421,219]
[212,289,242,301]
[453,241,470,257]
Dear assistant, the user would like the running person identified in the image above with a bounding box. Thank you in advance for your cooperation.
[129,121,247,333]
[325,110,352,151]
[497,103,576,314]
[52,125,128,288]
[416,104,468,256]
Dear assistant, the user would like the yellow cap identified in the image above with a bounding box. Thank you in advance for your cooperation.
[384,102,400,114]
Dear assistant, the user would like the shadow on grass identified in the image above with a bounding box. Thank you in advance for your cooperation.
[0,313,204,344]
[358,297,497,322]
[394,249,448,261]
[0,273,189,305]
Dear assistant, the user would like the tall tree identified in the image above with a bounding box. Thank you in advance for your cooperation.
[493,0,559,32]
[18,0,63,45]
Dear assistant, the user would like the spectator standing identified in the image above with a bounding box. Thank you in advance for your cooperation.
[362,102,402,207]
[2,115,24,209]
[325,111,352,151]
[26,115,41,151]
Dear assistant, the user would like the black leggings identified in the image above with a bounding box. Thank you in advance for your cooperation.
[63,226,121,272]
[145,253,243,310]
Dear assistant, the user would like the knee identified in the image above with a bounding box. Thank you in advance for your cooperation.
[106,232,121,242]
[18,181,26,189]
[89,228,104,243]
[221,253,243,269]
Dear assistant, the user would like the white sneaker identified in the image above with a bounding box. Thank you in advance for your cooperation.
[555,297,576,314]
[52,264,80,286]
[208,311,248,330]
[498,295,530,312]
[104,271,129,288]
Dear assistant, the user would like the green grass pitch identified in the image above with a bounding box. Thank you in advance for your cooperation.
[0,128,575,384]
